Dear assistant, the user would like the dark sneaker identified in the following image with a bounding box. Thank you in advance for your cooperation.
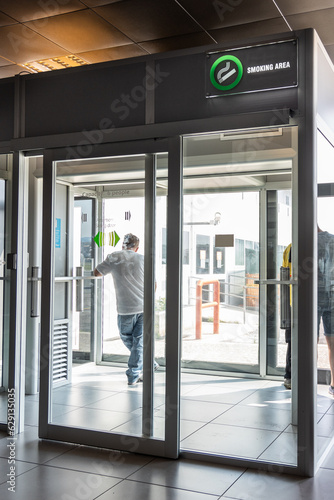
[329,385,334,396]
[284,378,291,390]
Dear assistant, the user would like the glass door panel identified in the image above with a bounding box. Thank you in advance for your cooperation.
[45,149,168,449]
[266,189,292,377]
[182,190,260,372]
[180,128,298,467]
[0,155,12,427]
[316,129,334,464]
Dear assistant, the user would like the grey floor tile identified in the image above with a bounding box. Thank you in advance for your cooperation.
[129,457,245,496]
[222,468,334,500]
[52,406,136,432]
[111,415,165,439]
[0,464,121,500]
[180,420,207,440]
[86,391,143,412]
[24,400,39,427]
[155,399,231,422]
[317,394,334,414]
[180,399,232,422]
[51,387,112,406]
[0,426,77,464]
[98,478,220,500]
[181,423,281,459]
[239,387,292,409]
[0,457,37,485]
[51,402,80,418]
[46,445,153,477]
[212,405,292,432]
[183,386,256,405]
[87,391,164,413]
[258,431,297,465]
[321,442,334,470]
[317,414,334,438]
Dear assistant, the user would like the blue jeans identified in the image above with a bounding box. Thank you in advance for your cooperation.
[118,313,143,383]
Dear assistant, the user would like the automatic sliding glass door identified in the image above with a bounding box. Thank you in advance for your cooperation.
[40,141,174,456]
[180,127,298,467]
[0,155,13,429]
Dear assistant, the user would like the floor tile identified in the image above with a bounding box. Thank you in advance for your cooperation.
[181,423,280,459]
[180,420,207,440]
[87,391,164,413]
[222,468,334,500]
[212,405,292,432]
[24,399,39,427]
[0,426,77,464]
[98,478,220,500]
[239,387,292,409]
[51,403,80,419]
[51,386,112,406]
[317,414,334,438]
[0,457,37,485]
[158,399,232,423]
[86,391,143,413]
[129,457,245,496]
[258,431,297,465]
[0,464,121,500]
[46,445,153,477]
[317,394,334,414]
[111,415,165,439]
[183,386,256,405]
[51,407,136,432]
[321,442,334,470]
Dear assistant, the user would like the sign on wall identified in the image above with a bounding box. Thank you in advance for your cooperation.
[206,39,298,97]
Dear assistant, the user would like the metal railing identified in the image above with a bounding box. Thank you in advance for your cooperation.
[189,274,259,330]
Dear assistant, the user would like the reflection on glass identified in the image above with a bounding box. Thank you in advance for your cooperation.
[181,130,297,466]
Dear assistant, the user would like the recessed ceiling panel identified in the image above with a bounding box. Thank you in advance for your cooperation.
[0,11,17,26]
[24,9,132,53]
[276,0,334,16]
[0,25,69,64]
[0,0,85,22]
[0,55,13,67]
[77,44,147,63]
[81,0,121,6]
[287,9,334,45]
[139,32,215,54]
[94,0,201,42]
[210,18,290,44]
[177,0,280,30]
[0,64,30,79]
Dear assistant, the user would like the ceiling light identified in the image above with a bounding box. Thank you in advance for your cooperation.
[20,55,88,73]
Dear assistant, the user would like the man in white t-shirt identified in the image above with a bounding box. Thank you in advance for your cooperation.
[94,233,145,385]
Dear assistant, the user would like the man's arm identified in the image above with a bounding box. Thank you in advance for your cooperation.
[94,268,102,277]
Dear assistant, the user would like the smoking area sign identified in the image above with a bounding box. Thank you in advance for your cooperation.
[206,39,298,97]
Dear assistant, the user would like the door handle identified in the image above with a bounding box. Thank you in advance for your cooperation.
[254,279,297,285]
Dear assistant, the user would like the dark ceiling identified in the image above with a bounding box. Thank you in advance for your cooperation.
[0,0,333,79]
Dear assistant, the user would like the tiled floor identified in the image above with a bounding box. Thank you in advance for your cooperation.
[0,365,333,499]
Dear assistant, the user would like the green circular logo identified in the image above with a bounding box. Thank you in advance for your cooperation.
[210,55,243,91]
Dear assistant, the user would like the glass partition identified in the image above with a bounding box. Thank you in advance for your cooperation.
[0,154,12,428]
[47,151,167,444]
[181,127,298,466]
[316,129,334,462]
